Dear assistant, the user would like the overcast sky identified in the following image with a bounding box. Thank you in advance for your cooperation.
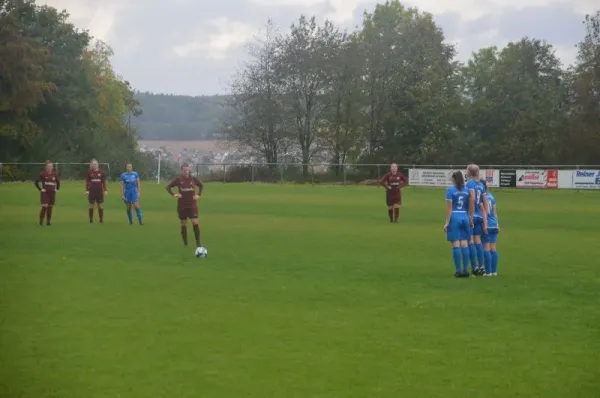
[40,0,596,96]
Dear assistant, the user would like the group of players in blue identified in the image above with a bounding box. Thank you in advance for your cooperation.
[444,164,500,277]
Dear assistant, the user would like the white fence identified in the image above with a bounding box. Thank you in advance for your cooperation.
[408,167,600,190]
[193,163,600,189]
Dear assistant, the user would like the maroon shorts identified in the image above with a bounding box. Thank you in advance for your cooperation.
[386,193,401,206]
[178,207,198,220]
[41,191,56,205]
[88,190,104,204]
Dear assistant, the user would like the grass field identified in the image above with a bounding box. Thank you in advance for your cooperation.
[1,182,599,397]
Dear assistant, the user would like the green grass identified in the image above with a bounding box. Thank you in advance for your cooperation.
[1,182,599,397]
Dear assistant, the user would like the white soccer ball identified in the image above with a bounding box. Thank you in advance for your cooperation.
[195,246,208,258]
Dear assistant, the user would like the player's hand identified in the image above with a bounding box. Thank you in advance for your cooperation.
[193,195,200,200]
[104,191,108,196]
[41,188,46,193]
[174,194,182,198]
[443,222,449,232]
[121,195,125,201]
[85,191,89,196]
[387,186,391,190]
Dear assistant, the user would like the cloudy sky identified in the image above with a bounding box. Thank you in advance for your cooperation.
[40,0,596,96]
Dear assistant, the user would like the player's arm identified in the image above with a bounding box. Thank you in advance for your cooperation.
[494,205,500,228]
[399,172,408,188]
[379,173,390,190]
[194,177,204,197]
[102,172,108,193]
[34,174,43,191]
[55,175,60,191]
[468,189,475,220]
[137,176,141,197]
[443,189,452,230]
[166,178,181,197]
[481,191,489,229]
[120,176,125,199]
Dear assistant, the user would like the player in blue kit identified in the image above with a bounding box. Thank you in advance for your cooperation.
[480,179,500,276]
[444,171,472,277]
[466,164,488,276]
[120,163,143,225]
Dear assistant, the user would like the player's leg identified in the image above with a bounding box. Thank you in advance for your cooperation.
[88,194,95,223]
[473,234,484,274]
[459,219,471,276]
[393,202,400,222]
[133,202,143,224]
[46,194,54,225]
[179,209,188,246]
[490,231,499,275]
[126,202,133,225]
[98,202,104,223]
[482,234,492,276]
[448,218,465,277]
[39,193,48,226]
[191,218,201,247]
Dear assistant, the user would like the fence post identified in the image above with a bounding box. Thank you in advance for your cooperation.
[280,164,284,184]
[311,165,314,185]
[251,164,255,183]
[343,164,347,185]
[223,164,226,183]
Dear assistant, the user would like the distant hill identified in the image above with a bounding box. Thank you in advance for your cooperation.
[133,92,229,140]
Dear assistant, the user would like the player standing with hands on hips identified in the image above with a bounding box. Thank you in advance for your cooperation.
[34,160,60,226]
[85,159,108,223]
[166,163,204,248]
[379,163,408,223]
[120,162,143,225]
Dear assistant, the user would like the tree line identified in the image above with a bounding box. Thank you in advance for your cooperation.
[219,0,600,178]
[0,0,168,179]
[133,93,227,141]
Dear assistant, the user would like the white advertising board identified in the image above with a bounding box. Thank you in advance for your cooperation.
[409,168,499,188]
[571,169,600,189]
[516,169,558,189]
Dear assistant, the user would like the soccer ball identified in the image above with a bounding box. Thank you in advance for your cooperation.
[195,246,208,258]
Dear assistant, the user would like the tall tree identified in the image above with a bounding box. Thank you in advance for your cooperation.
[565,11,600,164]
[219,19,289,166]
[277,16,341,178]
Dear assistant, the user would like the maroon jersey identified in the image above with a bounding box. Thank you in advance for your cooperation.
[166,175,203,209]
[380,171,408,195]
[86,169,107,192]
[37,171,60,192]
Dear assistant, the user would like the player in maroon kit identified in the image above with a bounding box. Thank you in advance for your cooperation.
[379,163,408,223]
[34,160,60,226]
[166,163,204,248]
[85,159,108,223]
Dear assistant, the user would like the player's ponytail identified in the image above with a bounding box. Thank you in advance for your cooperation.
[453,171,465,190]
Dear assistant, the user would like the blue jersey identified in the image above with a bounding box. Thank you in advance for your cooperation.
[120,172,139,193]
[446,185,470,242]
[446,185,470,213]
[486,192,498,228]
[466,179,486,218]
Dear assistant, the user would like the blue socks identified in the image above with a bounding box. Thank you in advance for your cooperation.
[476,243,484,270]
[126,209,133,224]
[491,251,498,274]
[135,208,143,224]
[452,247,462,273]
[469,243,477,272]
[461,247,470,272]
[484,250,492,274]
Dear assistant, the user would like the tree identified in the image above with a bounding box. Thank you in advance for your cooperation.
[277,16,341,178]
[565,11,600,164]
[219,19,290,166]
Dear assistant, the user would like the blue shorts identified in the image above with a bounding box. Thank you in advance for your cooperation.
[447,213,470,242]
[124,191,139,204]
[472,217,484,236]
[482,228,499,244]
